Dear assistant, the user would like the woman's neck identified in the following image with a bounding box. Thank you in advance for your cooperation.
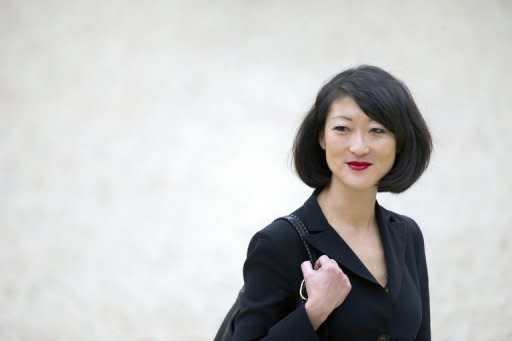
[316,181,378,233]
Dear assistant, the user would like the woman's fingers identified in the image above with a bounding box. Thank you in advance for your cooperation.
[314,255,330,270]
[314,255,344,272]
[301,260,314,276]
[301,254,352,318]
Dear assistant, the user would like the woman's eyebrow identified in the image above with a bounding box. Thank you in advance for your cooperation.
[330,114,377,123]
[330,114,352,121]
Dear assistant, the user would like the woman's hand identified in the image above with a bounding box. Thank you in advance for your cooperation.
[301,255,352,330]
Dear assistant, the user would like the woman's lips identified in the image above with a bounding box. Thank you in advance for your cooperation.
[347,161,372,171]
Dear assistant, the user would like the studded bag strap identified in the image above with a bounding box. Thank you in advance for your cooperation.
[274,214,315,264]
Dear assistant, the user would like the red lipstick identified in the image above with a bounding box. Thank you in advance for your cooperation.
[347,161,372,171]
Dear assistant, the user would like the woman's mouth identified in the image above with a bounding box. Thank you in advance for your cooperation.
[347,161,372,171]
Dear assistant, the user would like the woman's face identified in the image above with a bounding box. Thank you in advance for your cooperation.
[319,96,397,192]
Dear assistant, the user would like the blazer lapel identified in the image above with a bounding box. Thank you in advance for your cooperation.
[375,203,408,302]
[293,190,409,303]
[306,226,378,285]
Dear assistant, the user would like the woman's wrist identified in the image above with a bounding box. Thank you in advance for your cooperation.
[304,299,330,330]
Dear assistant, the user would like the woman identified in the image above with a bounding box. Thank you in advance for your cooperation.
[232,65,432,340]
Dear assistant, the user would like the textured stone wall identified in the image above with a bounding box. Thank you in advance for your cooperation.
[1,1,511,339]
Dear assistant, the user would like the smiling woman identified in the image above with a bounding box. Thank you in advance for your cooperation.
[319,95,398,193]
[216,65,433,341]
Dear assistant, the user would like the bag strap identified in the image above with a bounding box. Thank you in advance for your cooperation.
[274,214,316,264]
[274,214,317,302]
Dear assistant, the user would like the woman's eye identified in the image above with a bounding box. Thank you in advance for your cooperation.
[370,128,386,134]
[334,126,349,132]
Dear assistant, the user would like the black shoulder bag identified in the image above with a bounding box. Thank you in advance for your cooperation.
[214,214,315,341]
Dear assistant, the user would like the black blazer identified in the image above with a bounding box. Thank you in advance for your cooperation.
[233,190,430,341]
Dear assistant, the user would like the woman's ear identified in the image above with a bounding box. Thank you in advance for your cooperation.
[319,132,325,150]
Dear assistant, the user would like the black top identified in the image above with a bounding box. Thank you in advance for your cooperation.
[233,190,430,340]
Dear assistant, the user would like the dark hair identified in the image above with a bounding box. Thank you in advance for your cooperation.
[292,65,432,193]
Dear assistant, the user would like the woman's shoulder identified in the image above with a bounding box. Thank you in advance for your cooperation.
[380,205,426,245]
[249,216,304,249]
[244,214,309,264]
[242,216,310,286]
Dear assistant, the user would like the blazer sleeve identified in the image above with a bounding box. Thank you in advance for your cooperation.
[412,220,431,341]
[233,228,320,341]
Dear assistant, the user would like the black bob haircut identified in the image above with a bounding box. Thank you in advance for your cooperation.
[292,65,432,193]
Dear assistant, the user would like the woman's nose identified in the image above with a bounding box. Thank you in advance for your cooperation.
[348,133,370,155]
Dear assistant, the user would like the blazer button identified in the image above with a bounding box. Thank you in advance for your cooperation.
[376,334,390,341]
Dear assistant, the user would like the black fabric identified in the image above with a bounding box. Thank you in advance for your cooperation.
[214,214,316,341]
[230,190,430,340]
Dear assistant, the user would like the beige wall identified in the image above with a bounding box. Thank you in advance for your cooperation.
[2,1,511,340]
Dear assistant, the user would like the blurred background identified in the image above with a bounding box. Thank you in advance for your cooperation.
[1,0,511,340]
